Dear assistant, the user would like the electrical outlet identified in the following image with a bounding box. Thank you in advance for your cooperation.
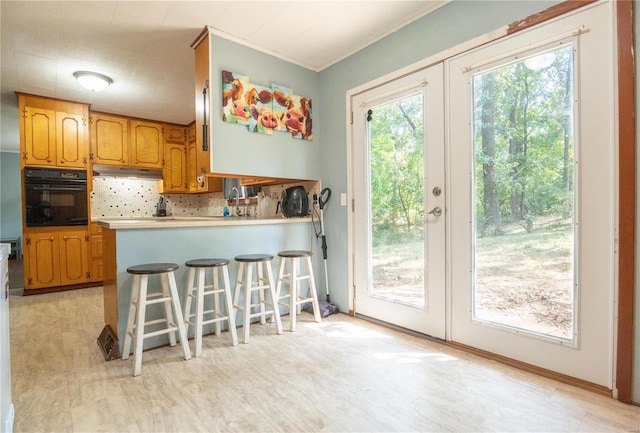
[340,193,347,206]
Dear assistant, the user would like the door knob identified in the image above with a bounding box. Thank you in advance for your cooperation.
[427,207,442,217]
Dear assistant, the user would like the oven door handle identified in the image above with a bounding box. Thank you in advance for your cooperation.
[26,185,87,192]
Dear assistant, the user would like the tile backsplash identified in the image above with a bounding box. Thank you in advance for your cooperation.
[90,177,321,220]
[90,178,227,219]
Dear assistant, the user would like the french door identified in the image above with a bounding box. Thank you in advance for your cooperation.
[447,2,614,387]
[351,2,615,387]
[352,64,445,339]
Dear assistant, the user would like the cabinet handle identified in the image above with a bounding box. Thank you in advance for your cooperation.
[62,236,67,240]
[50,237,55,241]
[202,79,209,152]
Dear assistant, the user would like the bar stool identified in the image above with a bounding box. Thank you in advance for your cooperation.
[232,254,283,343]
[122,263,191,377]
[275,250,321,331]
[183,258,238,357]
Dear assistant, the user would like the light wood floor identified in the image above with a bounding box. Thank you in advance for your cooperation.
[8,286,640,432]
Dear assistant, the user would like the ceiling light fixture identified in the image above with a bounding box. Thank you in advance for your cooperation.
[73,71,113,92]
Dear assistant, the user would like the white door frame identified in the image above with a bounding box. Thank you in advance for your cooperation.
[346,0,618,391]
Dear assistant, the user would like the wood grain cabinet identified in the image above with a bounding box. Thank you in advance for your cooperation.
[90,114,164,168]
[164,124,187,145]
[59,230,90,286]
[129,120,163,168]
[24,231,60,289]
[192,30,212,192]
[90,112,129,166]
[18,93,89,168]
[161,123,188,193]
[89,223,103,283]
[187,122,198,192]
[24,229,90,290]
[163,142,188,193]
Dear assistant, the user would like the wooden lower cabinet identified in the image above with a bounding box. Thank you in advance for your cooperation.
[90,223,103,283]
[25,231,60,289]
[24,228,90,290]
[59,230,89,286]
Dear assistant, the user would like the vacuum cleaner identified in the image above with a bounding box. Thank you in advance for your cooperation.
[315,188,340,317]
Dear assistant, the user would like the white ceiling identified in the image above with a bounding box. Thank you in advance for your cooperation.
[0,1,446,153]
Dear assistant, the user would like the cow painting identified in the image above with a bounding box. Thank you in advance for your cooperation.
[221,70,312,141]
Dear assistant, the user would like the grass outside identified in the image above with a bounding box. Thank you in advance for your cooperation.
[371,219,574,340]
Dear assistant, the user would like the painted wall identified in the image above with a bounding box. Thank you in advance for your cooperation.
[0,152,22,244]
[316,0,559,312]
[208,35,321,181]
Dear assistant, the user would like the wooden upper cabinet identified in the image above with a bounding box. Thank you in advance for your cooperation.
[129,120,163,168]
[57,112,88,168]
[187,122,196,143]
[164,124,187,144]
[19,93,89,168]
[186,122,198,192]
[91,112,128,166]
[164,143,188,192]
[162,122,188,192]
[193,29,211,191]
[23,106,56,166]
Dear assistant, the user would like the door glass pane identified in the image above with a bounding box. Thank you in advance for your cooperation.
[368,93,425,308]
[472,46,575,340]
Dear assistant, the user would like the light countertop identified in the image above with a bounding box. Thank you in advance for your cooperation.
[97,215,313,230]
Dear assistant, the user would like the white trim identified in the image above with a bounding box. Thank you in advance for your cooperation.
[346,92,355,313]
[610,0,621,400]
[346,0,615,387]
[460,26,587,74]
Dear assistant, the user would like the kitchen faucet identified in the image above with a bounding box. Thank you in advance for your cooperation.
[229,187,241,216]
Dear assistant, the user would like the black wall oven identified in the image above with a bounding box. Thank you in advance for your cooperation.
[24,167,88,227]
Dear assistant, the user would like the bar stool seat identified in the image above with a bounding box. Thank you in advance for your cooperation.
[275,250,321,331]
[183,258,238,357]
[233,254,283,343]
[122,262,191,376]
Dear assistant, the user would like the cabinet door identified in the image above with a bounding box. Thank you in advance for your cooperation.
[59,230,89,285]
[91,113,128,165]
[187,141,198,192]
[164,143,188,192]
[164,124,187,144]
[25,232,60,289]
[57,112,88,168]
[91,259,104,282]
[89,224,103,282]
[187,122,196,143]
[130,120,163,168]
[23,106,56,167]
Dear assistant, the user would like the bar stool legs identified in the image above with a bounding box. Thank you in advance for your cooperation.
[276,250,321,331]
[122,263,191,377]
[233,254,283,343]
[183,259,238,357]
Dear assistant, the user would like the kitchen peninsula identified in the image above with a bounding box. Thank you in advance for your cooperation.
[100,214,320,353]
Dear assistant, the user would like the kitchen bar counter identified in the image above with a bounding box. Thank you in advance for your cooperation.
[101,216,319,355]
[97,215,312,230]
